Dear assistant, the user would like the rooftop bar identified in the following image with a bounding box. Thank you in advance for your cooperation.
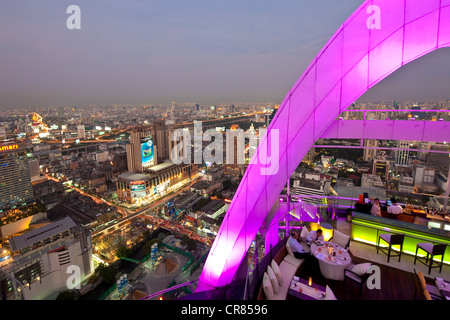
[351,211,450,264]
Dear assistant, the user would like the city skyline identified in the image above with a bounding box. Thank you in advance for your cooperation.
[1,0,450,109]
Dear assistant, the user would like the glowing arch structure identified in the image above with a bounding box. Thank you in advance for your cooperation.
[197,0,450,291]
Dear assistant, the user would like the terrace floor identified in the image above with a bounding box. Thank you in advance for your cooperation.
[293,240,450,300]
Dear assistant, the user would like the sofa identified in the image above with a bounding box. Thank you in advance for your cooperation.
[257,236,310,300]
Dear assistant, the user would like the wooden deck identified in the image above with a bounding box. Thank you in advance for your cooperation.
[294,254,433,300]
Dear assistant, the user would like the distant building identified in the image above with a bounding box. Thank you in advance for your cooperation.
[290,179,331,205]
[399,172,414,193]
[372,157,390,181]
[361,174,384,188]
[426,143,450,172]
[395,141,410,166]
[224,125,245,176]
[77,125,86,139]
[0,128,6,141]
[414,165,436,188]
[153,122,174,164]
[28,158,40,178]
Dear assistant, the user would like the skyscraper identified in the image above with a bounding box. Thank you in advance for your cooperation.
[154,122,174,164]
[363,139,378,162]
[126,127,157,173]
[77,125,86,139]
[426,143,450,172]
[0,142,35,211]
[395,140,410,166]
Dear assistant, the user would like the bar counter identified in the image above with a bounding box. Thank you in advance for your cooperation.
[351,211,450,264]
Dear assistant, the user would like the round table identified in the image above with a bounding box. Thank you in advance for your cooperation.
[310,241,352,281]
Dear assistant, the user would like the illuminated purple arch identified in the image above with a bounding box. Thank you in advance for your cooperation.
[197,0,450,291]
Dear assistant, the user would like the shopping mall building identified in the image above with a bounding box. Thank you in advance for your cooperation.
[116,161,198,206]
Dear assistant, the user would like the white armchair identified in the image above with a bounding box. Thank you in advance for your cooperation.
[330,229,351,249]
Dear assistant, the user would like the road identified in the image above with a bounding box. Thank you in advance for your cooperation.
[44,172,212,246]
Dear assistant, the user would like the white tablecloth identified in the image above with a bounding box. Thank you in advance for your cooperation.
[311,242,352,281]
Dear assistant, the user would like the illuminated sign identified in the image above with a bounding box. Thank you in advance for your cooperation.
[141,137,154,167]
[0,144,19,152]
[130,182,146,198]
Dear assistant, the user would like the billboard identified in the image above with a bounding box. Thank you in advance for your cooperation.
[141,137,154,167]
[130,182,146,198]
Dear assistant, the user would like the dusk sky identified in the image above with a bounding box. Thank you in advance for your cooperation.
[1,0,449,109]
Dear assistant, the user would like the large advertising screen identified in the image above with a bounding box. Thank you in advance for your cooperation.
[141,137,154,167]
[130,182,146,198]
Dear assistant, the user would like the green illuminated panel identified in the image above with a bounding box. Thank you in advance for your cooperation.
[351,212,450,265]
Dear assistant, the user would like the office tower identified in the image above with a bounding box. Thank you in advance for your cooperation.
[0,142,35,211]
[154,122,173,163]
[224,125,245,176]
[393,100,399,110]
[426,143,450,172]
[363,139,378,162]
[373,157,390,181]
[126,127,157,173]
[1,217,93,300]
[395,140,410,166]
[77,125,86,139]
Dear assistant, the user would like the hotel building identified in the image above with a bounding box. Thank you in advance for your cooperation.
[0,142,35,211]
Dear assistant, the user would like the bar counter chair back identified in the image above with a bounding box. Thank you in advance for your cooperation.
[376,233,405,263]
[414,243,447,275]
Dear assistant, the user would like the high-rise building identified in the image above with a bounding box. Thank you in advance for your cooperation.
[426,143,450,172]
[395,140,410,166]
[224,125,245,176]
[0,142,35,211]
[126,127,157,173]
[363,139,378,162]
[373,156,390,181]
[154,122,174,164]
[393,100,399,110]
[77,125,86,139]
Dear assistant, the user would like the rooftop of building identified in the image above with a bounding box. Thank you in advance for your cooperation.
[147,160,176,173]
[117,172,151,182]
[9,216,76,252]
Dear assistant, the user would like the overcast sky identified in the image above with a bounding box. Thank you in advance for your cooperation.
[1,0,449,109]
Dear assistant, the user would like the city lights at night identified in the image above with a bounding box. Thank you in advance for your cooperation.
[0,1,449,317]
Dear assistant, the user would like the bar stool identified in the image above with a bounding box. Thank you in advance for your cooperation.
[376,233,405,262]
[414,243,447,274]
